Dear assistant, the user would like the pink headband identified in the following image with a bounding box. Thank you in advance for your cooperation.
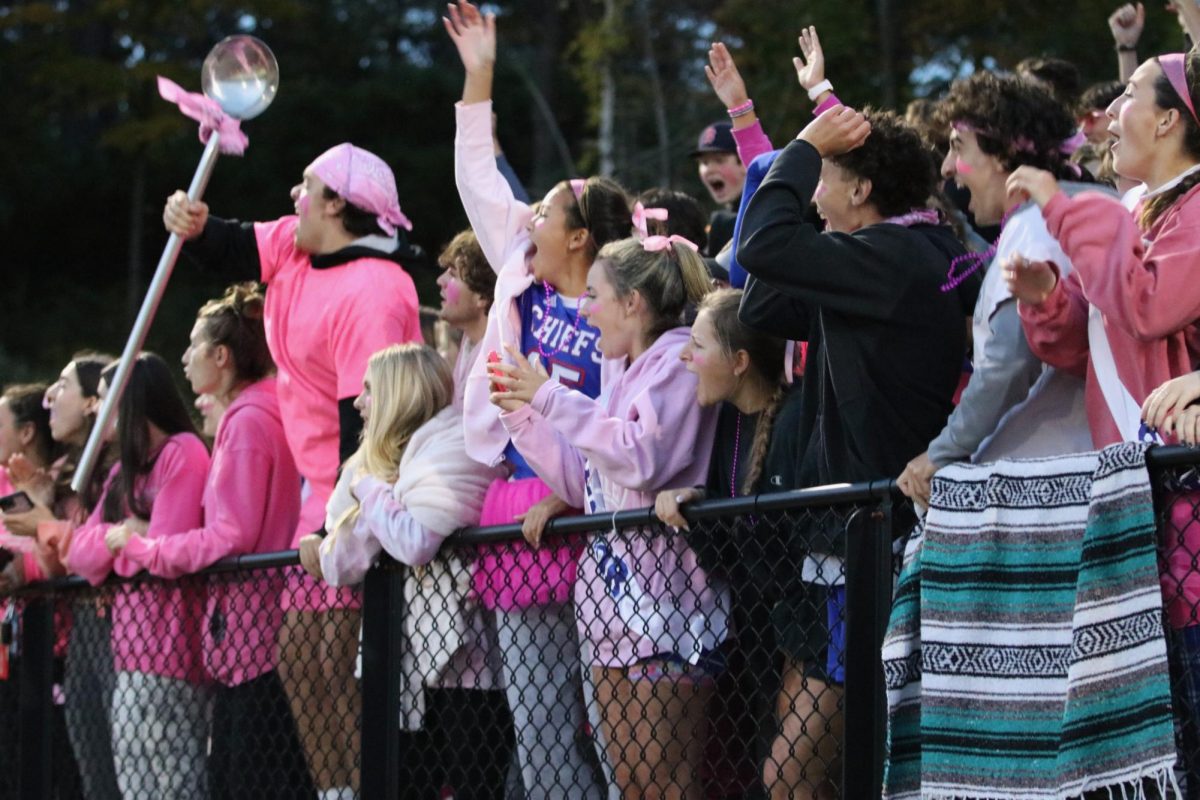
[308,143,412,236]
[1159,53,1199,126]
[956,121,1083,166]
[631,203,669,240]
[643,234,698,253]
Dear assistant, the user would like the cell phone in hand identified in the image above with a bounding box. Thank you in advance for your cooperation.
[0,491,33,515]
[487,350,504,393]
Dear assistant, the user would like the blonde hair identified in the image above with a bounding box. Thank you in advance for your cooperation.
[354,344,454,482]
[596,237,712,341]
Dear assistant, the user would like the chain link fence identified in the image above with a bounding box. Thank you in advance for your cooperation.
[0,479,925,799]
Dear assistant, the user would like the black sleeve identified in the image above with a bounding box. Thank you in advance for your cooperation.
[338,397,363,464]
[180,217,261,282]
[736,138,911,319]
[739,275,812,341]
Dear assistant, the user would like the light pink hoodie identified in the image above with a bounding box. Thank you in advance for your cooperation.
[67,433,210,682]
[120,379,300,686]
[501,328,729,667]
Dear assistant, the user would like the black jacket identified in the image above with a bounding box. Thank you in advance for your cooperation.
[737,138,967,491]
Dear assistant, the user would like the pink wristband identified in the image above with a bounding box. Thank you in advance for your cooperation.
[727,99,755,118]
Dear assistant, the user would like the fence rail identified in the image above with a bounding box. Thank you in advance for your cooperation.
[2,447,1197,799]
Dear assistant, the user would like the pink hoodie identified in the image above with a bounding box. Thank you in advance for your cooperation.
[120,379,300,686]
[501,328,728,666]
[67,433,210,681]
[1019,185,1200,446]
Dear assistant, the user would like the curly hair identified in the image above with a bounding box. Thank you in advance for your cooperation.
[437,229,495,308]
[830,109,938,218]
[1016,56,1082,107]
[936,71,1079,178]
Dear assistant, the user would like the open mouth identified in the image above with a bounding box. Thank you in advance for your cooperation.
[706,178,727,195]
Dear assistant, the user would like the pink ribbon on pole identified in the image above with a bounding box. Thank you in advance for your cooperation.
[642,234,699,253]
[631,202,669,239]
[157,76,249,156]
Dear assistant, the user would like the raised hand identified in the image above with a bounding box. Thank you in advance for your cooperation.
[797,105,870,157]
[443,1,496,75]
[1109,3,1145,47]
[1006,166,1061,210]
[1002,255,1059,306]
[793,26,827,94]
[704,42,750,110]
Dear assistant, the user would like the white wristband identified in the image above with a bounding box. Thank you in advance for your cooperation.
[807,79,833,102]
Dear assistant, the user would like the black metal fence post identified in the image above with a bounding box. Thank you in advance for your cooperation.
[841,486,896,798]
[359,564,406,800]
[17,597,54,800]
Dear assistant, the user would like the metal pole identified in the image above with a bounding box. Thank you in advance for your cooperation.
[71,131,223,494]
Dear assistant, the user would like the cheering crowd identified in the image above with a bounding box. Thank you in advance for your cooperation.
[2,0,1200,797]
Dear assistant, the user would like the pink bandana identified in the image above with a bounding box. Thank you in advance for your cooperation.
[308,143,412,235]
[1159,53,1199,126]
[157,76,248,156]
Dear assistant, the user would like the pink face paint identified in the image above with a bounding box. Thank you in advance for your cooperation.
[954,157,974,176]
[813,182,828,200]
[297,194,311,215]
[691,351,708,366]
[443,279,461,306]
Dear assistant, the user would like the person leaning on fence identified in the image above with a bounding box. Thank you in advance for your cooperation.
[492,233,727,800]
[297,344,510,798]
[896,71,1097,505]
[100,284,314,800]
[163,141,423,800]
[0,354,122,799]
[445,3,630,796]
[654,289,834,799]
[1004,47,1200,784]
[64,353,211,800]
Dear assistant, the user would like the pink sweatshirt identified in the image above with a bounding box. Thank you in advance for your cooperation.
[120,379,300,686]
[501,328,728,666]
[1019,185,1200,446]
[67,433,210,681]
[254,217,421,541]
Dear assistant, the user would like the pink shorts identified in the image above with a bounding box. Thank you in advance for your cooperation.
[280,567,361,613]
[471,477,583,611]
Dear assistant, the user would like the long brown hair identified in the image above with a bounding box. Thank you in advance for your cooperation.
[1140,48,1200,231]
[697,289,787,494]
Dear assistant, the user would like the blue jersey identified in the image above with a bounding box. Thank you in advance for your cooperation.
[503,282,604,479]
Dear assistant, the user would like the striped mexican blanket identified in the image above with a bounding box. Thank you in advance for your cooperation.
[882,443,1178,799]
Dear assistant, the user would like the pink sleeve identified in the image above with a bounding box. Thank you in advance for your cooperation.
[1045,189,1200,340]
[65,510,115,587]
[526,367,711,494]
[1019,266,1091,377]
[252,216,299,284]
[112,437,209,579]
[500,404,587,508]
[121,439,273,579]
[355,479,447,566]
[21,552,43,584]
[813,93,843,116]
[731,120,773,170]
[330,275,420,399]
[454,100,536,275]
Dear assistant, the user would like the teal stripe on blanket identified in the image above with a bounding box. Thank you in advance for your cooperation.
[882,443,1178,799]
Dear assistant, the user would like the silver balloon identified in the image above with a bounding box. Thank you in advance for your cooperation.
[201,35,279,120]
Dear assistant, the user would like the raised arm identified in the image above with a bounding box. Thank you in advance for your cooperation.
[705,42,773,165]
[1109,3,1145,82]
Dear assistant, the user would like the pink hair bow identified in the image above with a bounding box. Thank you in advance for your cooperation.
[631,202,669,239]
[642,234,699,253]
[569,178,587,200]
[157,76,248,156]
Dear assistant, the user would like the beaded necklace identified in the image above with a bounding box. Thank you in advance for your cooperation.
[729,412,742,498]
[535,280,584,360]
[940,207,1016,292]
